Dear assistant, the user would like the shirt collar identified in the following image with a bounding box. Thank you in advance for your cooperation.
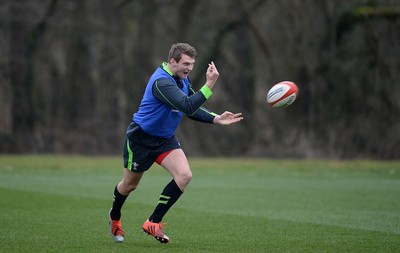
[162,62,173,76]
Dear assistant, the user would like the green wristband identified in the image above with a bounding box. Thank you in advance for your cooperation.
[200,85,213,99]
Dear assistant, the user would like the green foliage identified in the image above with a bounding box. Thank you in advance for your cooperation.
[1,156,399,252]
[2,1,400,158]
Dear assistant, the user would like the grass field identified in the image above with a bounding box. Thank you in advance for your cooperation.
[0,155,399,252]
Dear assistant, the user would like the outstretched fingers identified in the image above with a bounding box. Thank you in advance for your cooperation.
[217,111,244,125]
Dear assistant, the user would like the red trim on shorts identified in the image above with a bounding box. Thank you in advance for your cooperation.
[156,150,174,165]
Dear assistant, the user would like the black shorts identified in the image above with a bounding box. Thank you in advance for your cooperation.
[122,122,181,172]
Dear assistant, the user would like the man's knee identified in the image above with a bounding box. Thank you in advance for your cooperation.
[125,183,138,193]
[175,170,192,190]
[118,180,138,195]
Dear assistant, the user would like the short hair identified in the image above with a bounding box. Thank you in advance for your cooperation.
[168,43,197,62]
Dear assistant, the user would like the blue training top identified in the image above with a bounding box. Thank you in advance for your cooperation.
[133,62,216,138]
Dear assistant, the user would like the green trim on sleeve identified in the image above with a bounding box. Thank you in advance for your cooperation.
[200,85,213,99]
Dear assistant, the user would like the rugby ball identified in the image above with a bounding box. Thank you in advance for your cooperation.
[266,81,298,108]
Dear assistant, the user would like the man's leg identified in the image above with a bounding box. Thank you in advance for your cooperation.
[150,149,192,221]
[109,168,143,243]
[142,149,192,243]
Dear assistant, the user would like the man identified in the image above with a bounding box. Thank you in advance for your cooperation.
[109,43,243,244]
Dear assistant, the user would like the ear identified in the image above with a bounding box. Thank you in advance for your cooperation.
[169,58,178,65]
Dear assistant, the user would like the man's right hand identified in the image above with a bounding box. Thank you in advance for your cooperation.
[205,61,219,89]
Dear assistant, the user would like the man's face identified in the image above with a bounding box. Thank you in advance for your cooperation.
[170,54,195,79]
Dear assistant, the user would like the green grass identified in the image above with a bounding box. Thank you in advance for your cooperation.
[0,155,399,252]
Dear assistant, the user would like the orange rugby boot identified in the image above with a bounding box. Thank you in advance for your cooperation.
[109,210,124,243]
[142,219,169,243]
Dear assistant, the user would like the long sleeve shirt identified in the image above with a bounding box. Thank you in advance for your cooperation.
[133,62,217,138]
